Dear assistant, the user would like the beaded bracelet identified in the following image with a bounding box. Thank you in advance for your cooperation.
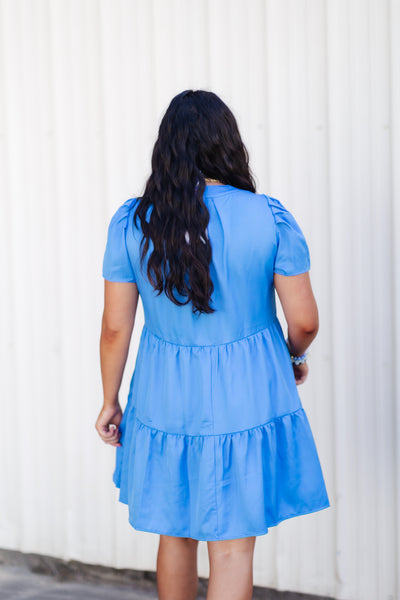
[285,338,308,365]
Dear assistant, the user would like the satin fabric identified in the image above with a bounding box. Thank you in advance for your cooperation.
[102,184,330,541]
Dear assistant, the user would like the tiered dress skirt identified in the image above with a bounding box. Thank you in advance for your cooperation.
[113,314,330,541]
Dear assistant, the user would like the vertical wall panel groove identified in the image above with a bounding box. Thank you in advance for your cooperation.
[389,0,400,595]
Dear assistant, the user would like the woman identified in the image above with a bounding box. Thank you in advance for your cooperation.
[95,89,330,600]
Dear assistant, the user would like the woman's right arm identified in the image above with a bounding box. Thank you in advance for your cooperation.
[273,271,319,357]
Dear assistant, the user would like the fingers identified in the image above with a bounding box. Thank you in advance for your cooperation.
[96,423,122,447]
[95,404,124,447]
[294,371,308,385]
[293,363,309,385]
[296,374,308,385]
[107,424,122,447]
[105,424,122,447]
[295,372,306,384]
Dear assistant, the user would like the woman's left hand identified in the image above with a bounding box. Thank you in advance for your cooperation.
[95,403,123,447]
[292,362,309,385]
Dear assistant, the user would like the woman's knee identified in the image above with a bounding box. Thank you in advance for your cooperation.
[207,536,256,559]
[159,534,199,548]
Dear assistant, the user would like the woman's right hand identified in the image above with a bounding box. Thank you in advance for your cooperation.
[293,362,309,385]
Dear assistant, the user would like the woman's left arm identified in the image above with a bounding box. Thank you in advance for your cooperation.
[95,280,139,447]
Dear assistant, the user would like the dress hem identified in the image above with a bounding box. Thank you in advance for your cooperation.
[112,483,331,541]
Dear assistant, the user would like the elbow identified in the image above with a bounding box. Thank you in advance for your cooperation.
[298,315,319,336]
[101,326,121,341]
[302,323,319,336]
[292,311,319,337]
[101,317,133,341]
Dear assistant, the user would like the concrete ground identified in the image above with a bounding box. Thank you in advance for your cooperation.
[0,548,164,600]
[0,564,158,600]
[0,549,333,600]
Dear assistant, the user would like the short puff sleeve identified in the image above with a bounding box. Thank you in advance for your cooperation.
[267,195,311,276]
[102,199,137,282]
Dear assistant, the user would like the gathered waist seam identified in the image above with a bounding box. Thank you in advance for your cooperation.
[142,315,279,348]
[134,406,304,438]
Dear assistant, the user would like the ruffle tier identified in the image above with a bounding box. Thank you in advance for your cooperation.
[113,401,330,541]
[122,317,313,437]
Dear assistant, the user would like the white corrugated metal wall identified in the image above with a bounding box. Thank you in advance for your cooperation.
[0,1,398,598]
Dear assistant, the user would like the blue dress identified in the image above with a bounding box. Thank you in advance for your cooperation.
[102,183,330,541]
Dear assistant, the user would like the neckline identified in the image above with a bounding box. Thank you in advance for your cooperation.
[203,184,236,196]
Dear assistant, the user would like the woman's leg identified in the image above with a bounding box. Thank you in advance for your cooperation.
[206,536,256,600]
[156,534,200,600]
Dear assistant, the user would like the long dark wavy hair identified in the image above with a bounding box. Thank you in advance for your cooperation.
[132,89,257,315]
